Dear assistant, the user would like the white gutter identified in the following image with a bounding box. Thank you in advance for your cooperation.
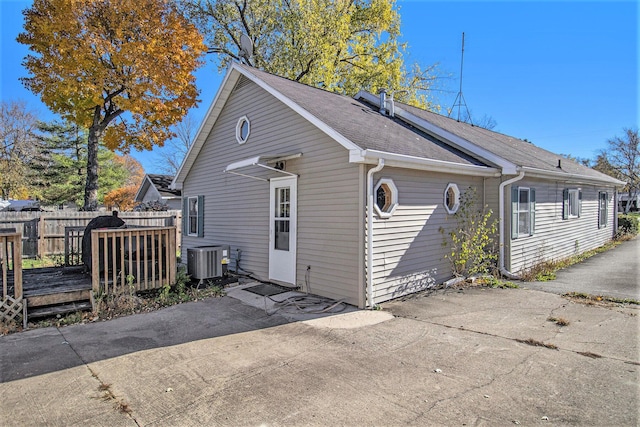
[520,166,626,188]
[498,170,525,280]
[350,149,500,177]
[366,159,384,308]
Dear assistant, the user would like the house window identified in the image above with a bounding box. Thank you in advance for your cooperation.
[183,195,204,237]
[374,178,398,219]
[598,192,608,228]
[563,188,582,219]
[236,116,250,144]
[511,186,535,238]
[444,183,460,214]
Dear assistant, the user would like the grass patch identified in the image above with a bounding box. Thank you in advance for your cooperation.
[515,338,558,350]
[470,276,520,289]
[520,240,622,282]
[563,292,640,306]
[547,316,570,326]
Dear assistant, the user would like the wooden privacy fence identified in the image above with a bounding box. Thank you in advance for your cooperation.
[0,231,23,325]
[91,226,177,295]
[0,211,181,259]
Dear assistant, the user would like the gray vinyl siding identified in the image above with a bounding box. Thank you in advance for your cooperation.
[507,178,616,273]
[182,77,362,306]
[370,168,485,304]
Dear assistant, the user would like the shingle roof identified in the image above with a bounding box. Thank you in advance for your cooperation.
[239,64,619,184]
[241,65,485,167]
[397,102,615,181]
[147,174,181,198]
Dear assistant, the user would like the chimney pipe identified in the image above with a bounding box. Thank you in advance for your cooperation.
[379,89,387,115]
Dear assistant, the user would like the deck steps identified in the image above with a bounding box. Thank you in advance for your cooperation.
[20,266,94,325]
[28,301,93,319]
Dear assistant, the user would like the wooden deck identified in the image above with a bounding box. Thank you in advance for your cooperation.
[2,225,177,327]
[22,266,93,319]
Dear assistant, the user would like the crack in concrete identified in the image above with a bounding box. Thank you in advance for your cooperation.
[56,327,140,426]
[391,314,640,366]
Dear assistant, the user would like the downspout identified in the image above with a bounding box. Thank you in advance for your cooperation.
[498,170,525,279]
[366,159,385,308]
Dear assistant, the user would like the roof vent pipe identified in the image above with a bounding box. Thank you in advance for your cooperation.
[378,89,387,114]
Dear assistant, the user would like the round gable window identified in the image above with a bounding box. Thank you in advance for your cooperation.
[236,116,250,144]
[444,183,460,214]
[374,178,398,219]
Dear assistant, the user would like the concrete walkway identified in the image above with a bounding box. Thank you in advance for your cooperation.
[523,236,639,300]
[1,282,638,425]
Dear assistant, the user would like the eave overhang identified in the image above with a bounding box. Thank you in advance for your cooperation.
[350,149,501,177]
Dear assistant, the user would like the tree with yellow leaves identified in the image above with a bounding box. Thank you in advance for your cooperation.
[18,0,205,210]
[184,0,439,109]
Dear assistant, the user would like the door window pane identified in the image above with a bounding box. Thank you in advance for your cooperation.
[274,186,290,251]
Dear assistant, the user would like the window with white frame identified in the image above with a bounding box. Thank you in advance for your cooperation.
[183,195,204,237]
[236,116,250,144]
[598,192,608,228]
[563,188,582,219]
[511,186,535,238]
[444,183,460,214]
[374,178,398,219]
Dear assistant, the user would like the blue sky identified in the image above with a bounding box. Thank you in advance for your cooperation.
[1,0,638,173]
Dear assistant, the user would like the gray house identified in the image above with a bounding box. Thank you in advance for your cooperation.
[135,174,182,210]
[173,62,625,308]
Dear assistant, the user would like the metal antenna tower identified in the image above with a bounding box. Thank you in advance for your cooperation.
[448,32,472,123]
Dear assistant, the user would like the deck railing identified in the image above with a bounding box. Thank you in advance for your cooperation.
[64,226,85,266]
[91,226,177,296]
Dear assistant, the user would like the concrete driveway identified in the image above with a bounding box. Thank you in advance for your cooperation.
[1,283,638,426]
[524,236,639,300]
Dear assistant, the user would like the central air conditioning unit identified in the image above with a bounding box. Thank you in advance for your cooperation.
[187,245,230,282]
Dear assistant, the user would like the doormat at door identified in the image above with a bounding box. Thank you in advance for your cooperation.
[243,283,291,297]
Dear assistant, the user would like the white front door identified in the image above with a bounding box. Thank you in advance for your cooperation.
[269,176,297,284]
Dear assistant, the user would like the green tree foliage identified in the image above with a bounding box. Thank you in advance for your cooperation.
[441,188,498,277]
[0,100,42,200]
[184,0,440,109]
[18,0,205,210]
[35,121,133,207]
[34,121,86,206]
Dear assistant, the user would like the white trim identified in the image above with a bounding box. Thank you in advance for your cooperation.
[269,176,297,284]
[134,175,152,201]
[172,66,242,190]
[521,166,626,187]
[236,64,361,152]
[514,187,532,238]
[373,178,398,219]
[235,115,251,144]
[186,196,199,237]
[567,188,580,218]
[351,149,500,177]
[444,183,460,214]
[499,171,525,279]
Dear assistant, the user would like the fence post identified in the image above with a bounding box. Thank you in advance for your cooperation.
[12,233,22,300]
[38,215,45,259]
[91,230,99,295]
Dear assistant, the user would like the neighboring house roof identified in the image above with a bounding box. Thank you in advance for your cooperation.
[136,174,181,202]
[174,62,625,188]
